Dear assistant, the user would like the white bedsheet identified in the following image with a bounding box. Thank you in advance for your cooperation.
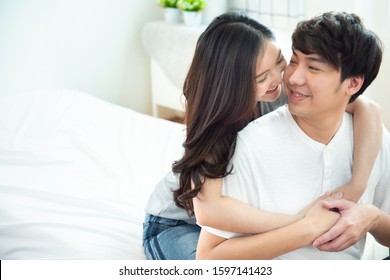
[0,89,185,259]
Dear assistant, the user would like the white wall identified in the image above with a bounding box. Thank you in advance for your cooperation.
[0,0,162,114]
[1,0,389,127]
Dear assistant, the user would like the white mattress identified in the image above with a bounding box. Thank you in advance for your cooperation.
[0,89,387,260]
[0,89,185,259]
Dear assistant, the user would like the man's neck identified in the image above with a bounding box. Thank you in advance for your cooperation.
[292,112,344,145]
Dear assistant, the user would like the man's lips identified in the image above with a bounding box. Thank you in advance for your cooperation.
[289,90,310,101]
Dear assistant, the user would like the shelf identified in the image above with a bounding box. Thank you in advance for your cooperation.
[142,21,206,119]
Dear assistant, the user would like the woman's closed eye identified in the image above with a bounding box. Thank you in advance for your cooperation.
[277,55,286,65]
[257,74,268,84]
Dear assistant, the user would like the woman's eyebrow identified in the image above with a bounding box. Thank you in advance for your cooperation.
[255,69,268,79]
[255,50,284,79]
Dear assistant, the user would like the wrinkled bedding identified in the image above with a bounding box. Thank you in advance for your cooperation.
[0,89,185,259]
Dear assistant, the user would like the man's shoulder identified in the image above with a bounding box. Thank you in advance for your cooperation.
[380,126,390,155]
[240,105,289,136]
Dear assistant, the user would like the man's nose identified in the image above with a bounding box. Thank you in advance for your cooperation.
[288,66,305,86]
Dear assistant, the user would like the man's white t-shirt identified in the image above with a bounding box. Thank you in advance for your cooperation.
[144,95,288,224]
[201,105,390,259]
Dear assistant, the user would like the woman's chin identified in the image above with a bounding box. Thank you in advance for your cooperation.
[260,90,281,103]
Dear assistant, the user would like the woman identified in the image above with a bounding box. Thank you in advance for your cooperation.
[143,11,382,260]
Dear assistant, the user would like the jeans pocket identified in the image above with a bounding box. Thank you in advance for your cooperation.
[143,214,185,241]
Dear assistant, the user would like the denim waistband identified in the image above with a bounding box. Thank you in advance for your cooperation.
[144,214,187,226]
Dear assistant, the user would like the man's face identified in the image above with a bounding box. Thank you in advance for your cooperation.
[283,50,350,123]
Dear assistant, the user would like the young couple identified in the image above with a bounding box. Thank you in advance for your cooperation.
[143,11,390,260]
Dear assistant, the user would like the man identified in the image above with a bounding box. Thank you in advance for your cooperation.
[196,11,390,259]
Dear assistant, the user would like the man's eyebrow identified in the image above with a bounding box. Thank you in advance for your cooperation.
[292,50,326,63]
[307,55,326,63]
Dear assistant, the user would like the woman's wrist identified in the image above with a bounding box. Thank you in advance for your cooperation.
[302,210,340,241]
[294,217,324,245]
[336,179,366,202]
[348,177,367,190]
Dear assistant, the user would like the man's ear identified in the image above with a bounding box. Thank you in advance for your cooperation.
[346,75,364,96]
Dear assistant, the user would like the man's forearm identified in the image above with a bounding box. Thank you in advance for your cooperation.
[370,207,390,247]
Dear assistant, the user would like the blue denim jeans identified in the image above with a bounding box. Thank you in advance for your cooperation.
[143,214,201,260]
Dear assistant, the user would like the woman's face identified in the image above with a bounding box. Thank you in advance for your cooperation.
[254,40,286,102]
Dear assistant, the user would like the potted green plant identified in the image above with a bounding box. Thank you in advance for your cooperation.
[158,0,180,24]
[177,0,207,26]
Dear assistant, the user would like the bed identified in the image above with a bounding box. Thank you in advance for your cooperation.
[0,89,185,259]
[0,89,387,260]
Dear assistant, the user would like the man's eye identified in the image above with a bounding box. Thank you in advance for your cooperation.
[309,66,321,71]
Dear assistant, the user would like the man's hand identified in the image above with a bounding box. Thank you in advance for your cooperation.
[312,198,376,251]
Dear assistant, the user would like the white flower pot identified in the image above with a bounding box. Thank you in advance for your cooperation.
[164,7,180,24]
[182,11,203,27]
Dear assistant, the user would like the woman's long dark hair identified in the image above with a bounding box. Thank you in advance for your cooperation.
[172,11,275,215]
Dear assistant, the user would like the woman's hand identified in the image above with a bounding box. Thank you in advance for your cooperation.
[302,197,341,238]
[312,198,381,251]
[298,192,334,218]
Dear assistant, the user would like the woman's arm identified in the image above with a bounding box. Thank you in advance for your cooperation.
[194,178,302,234]
[195,96,382,235]
[308,98,383,252]
[196,199,340,260]
[342,96,383,202]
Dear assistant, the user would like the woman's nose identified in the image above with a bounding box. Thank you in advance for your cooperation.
[272,67,284,85]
